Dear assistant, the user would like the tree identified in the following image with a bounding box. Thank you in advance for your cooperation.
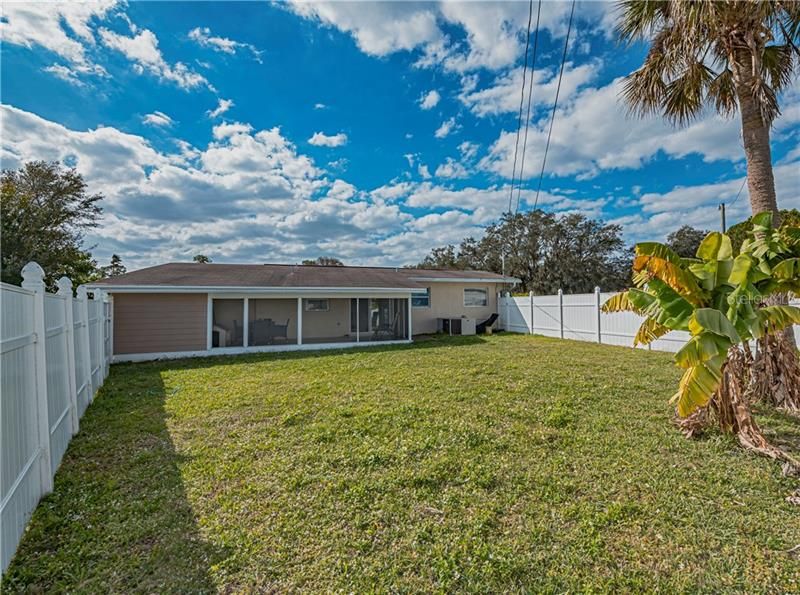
[1,161,102,289]
[301,256,344,266]
[193,254,212,263]
[618,0,800,400]
[100,254,127,277]
[603,214,800,471]
[727,209,800,252]
[416,210,632,293]
[666,225,710,258]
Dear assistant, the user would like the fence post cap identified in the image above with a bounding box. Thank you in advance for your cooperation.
[21,261,46,288]
[76,285,89,299]
[557,288,563,296]
[594,286,601,293]
[56,276,73,296]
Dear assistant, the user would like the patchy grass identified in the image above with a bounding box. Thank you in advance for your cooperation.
[5,334,800,592]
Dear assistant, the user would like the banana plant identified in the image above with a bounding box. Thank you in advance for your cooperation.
[603,213,800,418]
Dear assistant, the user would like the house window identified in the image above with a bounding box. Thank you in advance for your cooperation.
[305,298,329,312]
[412,288,431,308]
[464,288,488,307]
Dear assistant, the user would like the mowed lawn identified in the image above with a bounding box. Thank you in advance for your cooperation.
[5,334,800,592]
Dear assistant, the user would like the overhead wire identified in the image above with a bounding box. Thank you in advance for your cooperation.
[506,0,535,215]
[531,0,577,212]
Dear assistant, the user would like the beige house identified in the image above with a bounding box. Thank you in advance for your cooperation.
[89,263,518,361]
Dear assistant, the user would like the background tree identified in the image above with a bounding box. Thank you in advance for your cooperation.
[193,254,211,263]
[100,254,126,277]
[666,225,710,258]
[727,209,800,252]
[1,161,102,289]
[618,0,800,399]
[301,256,344,266]
[417,210,632,294]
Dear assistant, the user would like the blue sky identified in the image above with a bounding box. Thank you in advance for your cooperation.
[2,1,799,270]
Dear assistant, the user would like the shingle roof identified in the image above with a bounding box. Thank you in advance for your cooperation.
[90,262,515,289]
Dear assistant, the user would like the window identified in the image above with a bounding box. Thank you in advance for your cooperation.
[412,287,431,308]
[464,288,488,307]
[305,298,329,312]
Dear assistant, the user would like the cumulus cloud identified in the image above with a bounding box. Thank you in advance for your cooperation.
[188,26,263,62]
[434,157,469,179]
[308,131,348,147]
[419,90,440,110]
[207,98,234,118]
[142,111,174,127]
[434,117,458,139]
[99,28,210,90]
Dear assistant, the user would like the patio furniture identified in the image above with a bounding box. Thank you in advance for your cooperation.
[373,311,400,340]
[476,313,498,334]
[270,318,290,343]
[250,318,273,346]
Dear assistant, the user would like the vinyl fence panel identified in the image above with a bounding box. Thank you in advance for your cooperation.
[1,264,111,573]
[500,291,800,353]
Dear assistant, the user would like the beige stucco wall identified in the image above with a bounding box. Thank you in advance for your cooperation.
[113,293,207,355]
[411,282,501,335]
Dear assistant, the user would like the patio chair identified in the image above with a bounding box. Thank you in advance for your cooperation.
[373,311,399,341]
[476,313,499,334]
[270,318,290,343]
[251,319,273,346]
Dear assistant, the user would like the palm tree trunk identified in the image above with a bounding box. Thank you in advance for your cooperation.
[732,57,800,411]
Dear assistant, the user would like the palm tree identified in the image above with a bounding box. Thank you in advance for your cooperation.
[617,0,800,407]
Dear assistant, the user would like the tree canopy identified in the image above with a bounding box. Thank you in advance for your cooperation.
[666,225,710,258]
[100,254,127,278]
[193,254,212,263]
[417,210,632,294]
[727,209,800,252]
[301,257,344,266]
[1,161,102,289]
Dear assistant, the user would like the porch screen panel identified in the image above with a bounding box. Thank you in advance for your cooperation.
[212,299,244,347]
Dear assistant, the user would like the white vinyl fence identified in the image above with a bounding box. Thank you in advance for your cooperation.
[498,288,800,353]
[1,262,112,573]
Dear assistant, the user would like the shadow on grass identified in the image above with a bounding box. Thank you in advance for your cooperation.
[116,333,491,374]
[3,366,228,592]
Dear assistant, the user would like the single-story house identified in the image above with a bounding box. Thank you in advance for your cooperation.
[88,263,519,361]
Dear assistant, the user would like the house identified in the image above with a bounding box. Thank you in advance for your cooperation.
[89,263,519,361]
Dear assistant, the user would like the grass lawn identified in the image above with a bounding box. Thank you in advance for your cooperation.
[4,334,800,592]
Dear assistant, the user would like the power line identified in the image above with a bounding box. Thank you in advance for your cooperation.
[507,0,535,215]
[730,176,747,205]
[531,0,576,212]
[514,0,543,214]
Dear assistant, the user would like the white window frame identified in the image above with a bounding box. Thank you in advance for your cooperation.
[304,298,330,312]
[463,288,488,307]
[411,287,431,309]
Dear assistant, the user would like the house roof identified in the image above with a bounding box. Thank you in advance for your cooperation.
[89,262,518,291]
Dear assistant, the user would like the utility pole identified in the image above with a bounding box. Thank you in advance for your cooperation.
[719,202,726,233]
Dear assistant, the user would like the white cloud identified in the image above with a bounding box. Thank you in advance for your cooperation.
[434,157,469,179]
[480,77,751,180]
[0,1,115,77]
[142,111,174,127]
[419,90,440,110]
[188,26,262,62]
[434,117,458,139]
[207,98,234,118]
[314,103,328,110]
[328,179,356,200]
[42,64,86,86]
[99,28,210,90]
[458,141,480,161]
[308,131,348,147]
[418,164,431,179]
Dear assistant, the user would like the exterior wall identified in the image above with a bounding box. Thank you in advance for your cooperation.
[302,298,350,339]
[411,282,501,335]
[113,293,207,354]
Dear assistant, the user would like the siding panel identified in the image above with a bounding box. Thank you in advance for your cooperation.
[113,294,207,354]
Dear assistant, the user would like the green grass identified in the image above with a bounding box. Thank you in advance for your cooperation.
[5,334,800,592]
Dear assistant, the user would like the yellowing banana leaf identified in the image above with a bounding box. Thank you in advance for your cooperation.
[633,254,705,305]
[601,291,637,314]
[728,254,753,285]
[696,232,733,261]
[772,258,800,280]
[671,356,724,418]
[674,332,730,369]
[633,318,671,346]
[757,305,800,335]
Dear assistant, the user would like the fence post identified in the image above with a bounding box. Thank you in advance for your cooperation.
[595,286,602,344]
[57,277,80,435]
[21,262,54,493]
[96,290,108,379]
[77,285,94,402]
[558,289,564,339]
[528,290,534,334]
[504,291,511,332]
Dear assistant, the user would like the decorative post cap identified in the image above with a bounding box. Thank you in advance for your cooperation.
[557,288,563,295]
[56,276,73,296]
[76,285,89,300]
[594,286,601,293]
[21,261,45,289]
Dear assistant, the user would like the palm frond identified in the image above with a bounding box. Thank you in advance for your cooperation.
[707,68,737,117]
[663,60,716,125]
